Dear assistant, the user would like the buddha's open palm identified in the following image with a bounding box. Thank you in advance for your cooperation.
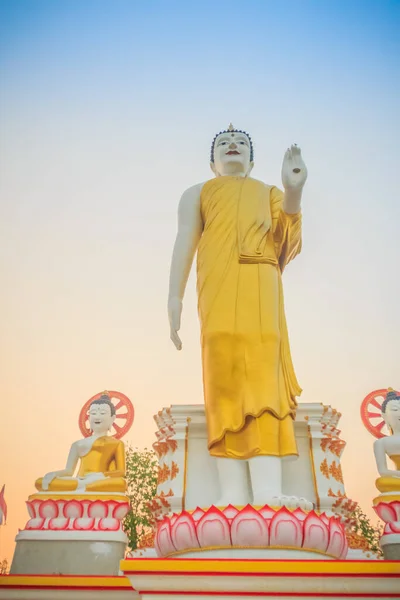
[281,145,308,190]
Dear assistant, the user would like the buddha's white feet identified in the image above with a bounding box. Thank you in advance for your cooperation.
[252,494,313,510]
[215,492,250,507]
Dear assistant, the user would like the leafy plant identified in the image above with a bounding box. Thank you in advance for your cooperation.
[123,446,158,550]
[0,559,8,575]
[347,505,384,557]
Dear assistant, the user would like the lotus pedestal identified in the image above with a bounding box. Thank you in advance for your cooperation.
[10,492,130,575]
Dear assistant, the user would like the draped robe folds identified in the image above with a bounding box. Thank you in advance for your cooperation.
[35,436,127,492]
[197,176,302,460]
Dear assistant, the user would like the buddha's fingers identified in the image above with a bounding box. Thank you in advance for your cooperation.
[291,144,301,156]
[170,328,182,351]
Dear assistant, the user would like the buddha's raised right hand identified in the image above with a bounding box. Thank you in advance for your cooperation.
[168,296,183,351]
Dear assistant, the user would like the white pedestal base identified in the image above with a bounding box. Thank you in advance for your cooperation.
[11,531,127,575]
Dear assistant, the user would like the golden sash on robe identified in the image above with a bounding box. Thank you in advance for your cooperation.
[197,176,302,459]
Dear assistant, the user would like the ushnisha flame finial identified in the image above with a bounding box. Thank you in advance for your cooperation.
[228,123,235,131]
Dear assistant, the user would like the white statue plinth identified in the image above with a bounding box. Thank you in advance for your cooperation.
[153,403,352,517]
[149,403,355,560]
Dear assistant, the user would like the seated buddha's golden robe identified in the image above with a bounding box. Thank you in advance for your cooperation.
[197,177,302,460]
[376,455,400,493]
[35,436,127,493]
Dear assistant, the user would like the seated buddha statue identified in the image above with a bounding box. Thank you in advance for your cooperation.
[374,389,400,494]
[35,393,127,493]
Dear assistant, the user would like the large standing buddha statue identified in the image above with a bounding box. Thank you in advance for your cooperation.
[168,124,310,508]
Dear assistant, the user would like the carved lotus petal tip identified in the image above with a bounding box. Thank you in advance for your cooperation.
[171,511,199,551]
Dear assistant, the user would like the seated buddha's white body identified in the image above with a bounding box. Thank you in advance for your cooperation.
[374,394,400,494]
[35,395,127,493]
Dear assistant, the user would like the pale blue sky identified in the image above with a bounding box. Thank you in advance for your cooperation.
[0,0,399,560]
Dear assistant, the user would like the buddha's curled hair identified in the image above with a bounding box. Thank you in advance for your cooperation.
[90,393,116,416]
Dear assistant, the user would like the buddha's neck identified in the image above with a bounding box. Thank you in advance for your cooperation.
[90,432,108,440]
[217,171,247,178]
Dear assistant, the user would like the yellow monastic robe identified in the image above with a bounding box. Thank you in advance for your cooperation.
[197,176,302,460]
[35,436,127,492]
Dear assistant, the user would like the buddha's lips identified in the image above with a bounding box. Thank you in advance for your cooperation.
[226,150,240,155]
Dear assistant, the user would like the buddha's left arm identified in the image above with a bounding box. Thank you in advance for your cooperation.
[105,442,126,478]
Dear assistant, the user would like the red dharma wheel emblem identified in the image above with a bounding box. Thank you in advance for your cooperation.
[360,389,399,439]
[79,390,134,439]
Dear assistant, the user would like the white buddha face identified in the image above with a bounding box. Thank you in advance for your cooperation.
[211,131,253,177]
[88,402,115,435]
[383,399,400,435]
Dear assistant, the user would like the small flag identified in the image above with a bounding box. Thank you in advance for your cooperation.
[0,485,7,525]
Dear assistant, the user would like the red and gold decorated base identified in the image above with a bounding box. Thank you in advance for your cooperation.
[0,575,135,599]
[120,558,400,599]
[155,504,348,560]
[2,562,399,599]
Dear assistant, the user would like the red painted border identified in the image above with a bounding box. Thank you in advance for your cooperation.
[138,593,400,598]
[0,574,128,579]
[123,570,399,578]
[0,585,131,591]
[123,558,386,563]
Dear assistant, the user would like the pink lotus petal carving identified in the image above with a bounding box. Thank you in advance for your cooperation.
[319,513,330,526]
[113,503,130,520]
[74,517,95,530]
[222,505,240,522]
[384,523,392,534]
[171,511,200,551]
[64,500,84,519]
[98,518,120,531]
[259,505,276,520]
[292,507,307,523]
[30,500,42,519]
[155,505,347,559]
[155,517,176,556]
[39,500,58,519]
[387,521,400,534]
[327,518,346,558]
[48,517,69,530]
[191,508,205,522]
[303,510,329,553]
[88,500,107,518]
[26,501,35,519]
[231,504,269,547]
[26,518,44,530]
[169,514,178,527]
[196,506,231,548]
[270,506,302,547]
[374,501,400,523]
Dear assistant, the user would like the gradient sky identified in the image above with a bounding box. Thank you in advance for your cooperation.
[0,0,399,562]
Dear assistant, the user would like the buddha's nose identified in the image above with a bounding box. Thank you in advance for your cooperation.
[229,142,237,149]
